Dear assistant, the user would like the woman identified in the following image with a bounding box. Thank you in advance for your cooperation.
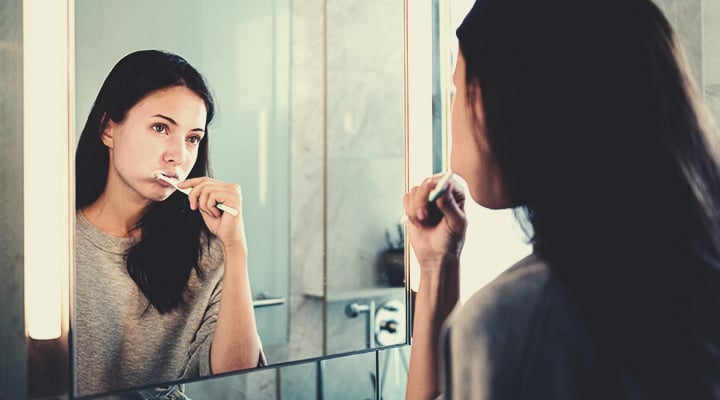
[404,0,720,398]
[75,50,265,396]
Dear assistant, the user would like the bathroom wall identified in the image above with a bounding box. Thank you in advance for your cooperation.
[654,0,720,124]
[188,0,411,396]
[0,0,26,399]
[325,0,406,293]
[703,0,720,123]
[288,0,407,359]
[185,347,410,399]
[655,0,720,159]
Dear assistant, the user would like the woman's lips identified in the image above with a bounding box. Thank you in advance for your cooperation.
[156,178,174,188]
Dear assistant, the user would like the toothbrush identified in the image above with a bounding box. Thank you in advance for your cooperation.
[400,171,454,224]
[151,171,239,217]
[427,170,454,202]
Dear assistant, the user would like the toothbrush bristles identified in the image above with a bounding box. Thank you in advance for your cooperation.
[428,171,453,202]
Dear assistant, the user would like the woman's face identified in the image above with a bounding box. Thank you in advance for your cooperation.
[450,51,510,209]
[101,85,207,205]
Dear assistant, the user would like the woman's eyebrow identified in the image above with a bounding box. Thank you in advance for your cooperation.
[151,114,178,125]
[151,113,205,132]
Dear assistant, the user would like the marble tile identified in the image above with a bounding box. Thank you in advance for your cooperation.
[279,362,319,400]
[703,0,720,85]
[704,84,720,126]
[653,0,676,24]
[326,158,405,292]
[286,295,324,361]
[292,0,325,68]
[245,368,278,400]
[327,67,405,160]
[291,65,325,158]
[0,1,26,398]
[290,156,325,296]
[379,346,410,400]
[322,352,377,400]
[184,368,277,400]
[327,0,405,71]
[673,0,704,85]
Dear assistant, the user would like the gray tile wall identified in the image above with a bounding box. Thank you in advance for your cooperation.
[0,0,26,398]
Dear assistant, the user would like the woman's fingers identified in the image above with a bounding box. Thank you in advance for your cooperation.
[434,179,467,235]
[178,177,241,217]
[403,182,433,227]
[404,174,460,228]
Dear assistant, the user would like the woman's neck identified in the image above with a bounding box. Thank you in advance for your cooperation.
[81,192,151,238]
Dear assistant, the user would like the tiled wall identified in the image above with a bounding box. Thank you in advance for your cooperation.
[0,0,26,399]
[654,0,719,123]
[190,0,409,397]
[184,347,410,399]
[325,0,405,293]
[291,0,406,295]
[703,0,720,123]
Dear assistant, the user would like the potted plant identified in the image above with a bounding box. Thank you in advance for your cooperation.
[379,223,405,287]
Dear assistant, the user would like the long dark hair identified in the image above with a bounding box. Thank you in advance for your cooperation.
[458,0,720,397]
[76,50,216,314]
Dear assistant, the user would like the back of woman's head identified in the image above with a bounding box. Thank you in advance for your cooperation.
[76,49,215,208]
[458,0,720,397]
[75,50,216,314]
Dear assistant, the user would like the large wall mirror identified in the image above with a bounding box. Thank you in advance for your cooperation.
[71,0,407,398]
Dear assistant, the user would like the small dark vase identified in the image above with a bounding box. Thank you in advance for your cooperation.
[379,248,405,287]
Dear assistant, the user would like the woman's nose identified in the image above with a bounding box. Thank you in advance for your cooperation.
[163,137,187,165]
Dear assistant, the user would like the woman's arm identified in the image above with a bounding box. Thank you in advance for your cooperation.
[403,176,467,399]
[179,177,262,373]
[211,242,261,373]
[407,256,460,399]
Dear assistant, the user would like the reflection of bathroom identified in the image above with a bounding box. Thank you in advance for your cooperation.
[182,0,409,397]
[72,0,406,367]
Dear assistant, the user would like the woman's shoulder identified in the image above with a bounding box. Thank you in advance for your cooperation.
[455,253,556,330]
[444,252,581,367]
[443,257,647,398]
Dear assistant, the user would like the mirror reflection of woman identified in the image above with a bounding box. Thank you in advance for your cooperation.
[75,50,265,396]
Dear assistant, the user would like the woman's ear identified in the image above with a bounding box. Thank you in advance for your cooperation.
[100,114,114,148]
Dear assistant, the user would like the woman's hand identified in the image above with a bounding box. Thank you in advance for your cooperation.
[178,177,247,252]
[402,174,468,270]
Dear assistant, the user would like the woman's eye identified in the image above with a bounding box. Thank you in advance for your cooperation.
[152,123,167,134]
[187,135,202,144]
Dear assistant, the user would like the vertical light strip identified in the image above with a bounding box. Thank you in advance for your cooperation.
[322,0,328,357]
[403,0,411,343]
[406,0,434,294]
[23,0,70,341]
[258,108,268,206]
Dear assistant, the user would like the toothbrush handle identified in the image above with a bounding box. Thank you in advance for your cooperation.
[216,203,239,217]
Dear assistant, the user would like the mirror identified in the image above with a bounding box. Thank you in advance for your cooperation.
[71,0,407,398]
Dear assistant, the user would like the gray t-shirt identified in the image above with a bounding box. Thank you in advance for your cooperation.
[440,253,648,400]
[75,210,225,397]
